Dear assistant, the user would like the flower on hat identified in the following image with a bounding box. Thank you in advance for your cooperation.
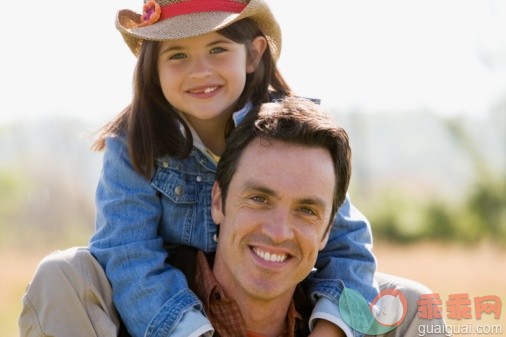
[137,0,161,27]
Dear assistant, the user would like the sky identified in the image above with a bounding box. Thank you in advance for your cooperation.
[1,0,505,126]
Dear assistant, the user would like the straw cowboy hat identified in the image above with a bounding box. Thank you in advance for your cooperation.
[116,0,281,59]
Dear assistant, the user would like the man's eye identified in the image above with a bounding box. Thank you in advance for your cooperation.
[169,53,186,60]
[251,196,267,203]
[298,207,317,216]
[210,47,226,54]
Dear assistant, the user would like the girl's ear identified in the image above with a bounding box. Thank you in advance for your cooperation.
[246,36,268,73]
[211,181,224,225]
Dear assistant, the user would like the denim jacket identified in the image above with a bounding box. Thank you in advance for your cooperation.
[89,104,378,337]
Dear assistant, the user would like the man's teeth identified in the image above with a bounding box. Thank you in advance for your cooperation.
[253,247,287,263]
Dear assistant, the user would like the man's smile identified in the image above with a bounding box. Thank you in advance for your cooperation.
[252,247,289,263]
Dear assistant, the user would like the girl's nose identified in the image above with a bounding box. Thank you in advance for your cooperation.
[189,58,212,79]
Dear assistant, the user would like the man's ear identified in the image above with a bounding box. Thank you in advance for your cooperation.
[246,36,268,73]
[211,181,224,225]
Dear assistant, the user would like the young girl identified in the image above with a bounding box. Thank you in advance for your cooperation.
[20,1,378,336]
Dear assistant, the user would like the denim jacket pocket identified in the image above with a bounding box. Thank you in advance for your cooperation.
[153,168,199,204]
[151,158,216,251]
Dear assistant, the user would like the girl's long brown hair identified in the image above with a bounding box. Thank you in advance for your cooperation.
[92,19,291,178]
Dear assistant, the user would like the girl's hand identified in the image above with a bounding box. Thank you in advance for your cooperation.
[309,319,346,337]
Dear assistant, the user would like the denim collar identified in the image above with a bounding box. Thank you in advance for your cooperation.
[177,101,253,162]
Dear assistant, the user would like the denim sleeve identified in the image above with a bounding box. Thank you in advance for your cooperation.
[307,194,379,307]
[89,136,209,337]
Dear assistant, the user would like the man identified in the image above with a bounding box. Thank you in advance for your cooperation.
[187,95,350,336]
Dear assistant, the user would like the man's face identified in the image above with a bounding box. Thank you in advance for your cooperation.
[211,138,335,303]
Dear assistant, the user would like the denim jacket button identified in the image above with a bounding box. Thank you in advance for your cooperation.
[161,160,169,168]
[196,176,202,182]
[174,186,183,196]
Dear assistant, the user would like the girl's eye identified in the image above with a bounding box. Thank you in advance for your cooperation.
[169,53,187,60]
[210,47,226,54]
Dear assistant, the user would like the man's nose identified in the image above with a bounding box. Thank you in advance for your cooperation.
[261,208,294,243]
[189,57,212,79]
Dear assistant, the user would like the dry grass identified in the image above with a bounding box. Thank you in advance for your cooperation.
[374,241,506,296]
[374,241,506,336]
[2,242,505,337]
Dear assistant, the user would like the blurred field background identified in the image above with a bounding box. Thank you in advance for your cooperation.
[2,1,506,337]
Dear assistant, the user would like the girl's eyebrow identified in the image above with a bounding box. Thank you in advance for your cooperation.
[160,39,233,56]
[160,45,184,56]
[207,39,233,46]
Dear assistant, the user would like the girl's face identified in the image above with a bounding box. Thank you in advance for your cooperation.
[157,32,266,132]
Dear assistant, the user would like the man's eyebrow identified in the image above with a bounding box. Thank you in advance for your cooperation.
[242,182,277,197]
[242,181,328,208]
[296,197,327,209]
